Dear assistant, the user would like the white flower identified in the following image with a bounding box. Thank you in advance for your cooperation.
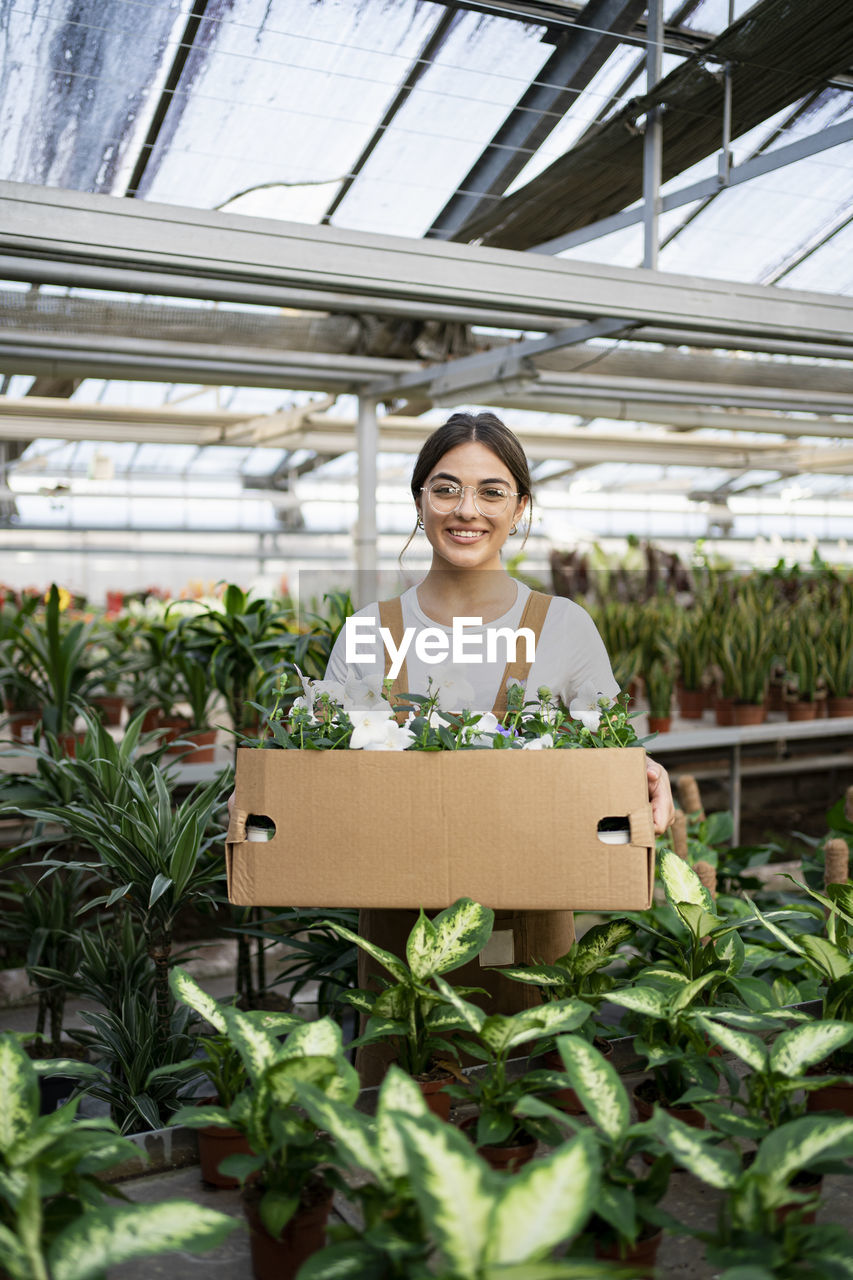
[342,673,387,714]
[522,733,554,750]
[463,711,500,745]
[569,680,614,732]
[360,719,415,751]
[348,703,398,749]
[429,666,476,712]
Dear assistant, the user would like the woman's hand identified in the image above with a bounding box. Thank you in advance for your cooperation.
[646,758,675,835]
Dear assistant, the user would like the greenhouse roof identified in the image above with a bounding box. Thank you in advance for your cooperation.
[1,0,852,560]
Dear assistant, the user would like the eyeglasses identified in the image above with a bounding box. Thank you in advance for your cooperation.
[421,481,520,517]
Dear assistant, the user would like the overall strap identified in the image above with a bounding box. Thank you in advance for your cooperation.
[378,598,409,707]
[490,590,552,719]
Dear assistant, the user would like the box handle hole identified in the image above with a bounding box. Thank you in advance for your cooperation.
[246,814,276,842]
[597,817,631,845]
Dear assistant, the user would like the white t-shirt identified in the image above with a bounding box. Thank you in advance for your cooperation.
[325,582,619,713]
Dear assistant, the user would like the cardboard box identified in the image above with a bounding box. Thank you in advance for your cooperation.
[226,747,655,911]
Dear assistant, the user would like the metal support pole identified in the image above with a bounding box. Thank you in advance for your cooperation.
[719,1,735,184]
[355,395,379,606]
[642,0,664,269]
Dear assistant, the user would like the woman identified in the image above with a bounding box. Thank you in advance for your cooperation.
[325,411,674,1083]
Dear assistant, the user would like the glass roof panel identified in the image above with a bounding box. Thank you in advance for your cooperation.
[0,0,190,192]
[139,0,446,220]
[330,11,553,236]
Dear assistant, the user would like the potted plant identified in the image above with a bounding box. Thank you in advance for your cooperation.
[715,598,775,725]
[9,722,231,1054]
[170,998,358,1280]
[294,1065,615,1280]
[325,898,495,1116]
[651,1106,853,1271]
[516,1034,678,1274]
[643,658,675,733]
[785,610,824,719]
[0,1033,238,1280]
[161,966,299,1186]
[820,609,853,717]
[673,609,712,719]
[433,976,592,1166]
[501,917,632,1111]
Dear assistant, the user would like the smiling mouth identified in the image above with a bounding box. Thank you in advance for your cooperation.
[446,529,487,539]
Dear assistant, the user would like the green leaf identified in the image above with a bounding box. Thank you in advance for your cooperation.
[555,1036,628,1142]
[169,966,228,1034]
[293,1081,378,1181]
[395,1111,495,1280]
[432,975,486,1035]
[406,898,494,981]
[295,1241,390,1280]
[0,1036,39,1153]
[49,1201,238,1280]
[148,872,173,909]
[660,848,713,911]
[676,901,722,940]
[714,928,745,975]
[324,919,410,983]
[770,1021,853,1079]
[607,985,668,1018]
[260,1189,300,1237]
[650,1110,740,1188]
[669,971,719,1014]
[799,935,852,983]
[219,1004,280,1085]
[376,1066,428,1182]
[573,918,634,975]
[485,1132,599,1266]
[752,1114,853,1185]
[694,1015,767,1073]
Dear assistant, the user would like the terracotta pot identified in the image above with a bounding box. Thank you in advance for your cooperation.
[595,1226,663,1277]
[459,1115,537,1172]
[714,695,735,726]
[732,701,765,726]
[543,1040,615,1115]
[242,1182,333,1280]
[828,696,853,717]
[163,723,217,763]
[57,731,87,758]
[416,1071,453,1121]
[767,682,787,714]
[198,1122,254,1188]
[787,700,818,721]
[806,1077,853,1117]
[7,710,41,743]
[647,715,671,734]
[677,686,705,720]
[139,706,163,733]
[91,694,125,726]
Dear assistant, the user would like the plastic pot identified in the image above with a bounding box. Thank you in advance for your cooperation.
[242,1181,333,1280]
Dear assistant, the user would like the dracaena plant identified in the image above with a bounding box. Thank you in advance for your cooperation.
[169,968,356,1241]
[9,725,231,1049]
[3,585,100,734]
[500,917,633,1043]
[326,897,495,1078]
[650,1107,853,1277]
[515,1035,677,1256]
[0,1035,237,1280]
[433,977,592,1147]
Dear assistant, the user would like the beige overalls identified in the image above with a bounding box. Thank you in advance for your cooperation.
[355,590,576,1085]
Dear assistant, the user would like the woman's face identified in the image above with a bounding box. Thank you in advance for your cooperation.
[415,440,528,571]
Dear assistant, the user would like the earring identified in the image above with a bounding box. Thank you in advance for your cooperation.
[509,524,518,536]
[417,516,424,529]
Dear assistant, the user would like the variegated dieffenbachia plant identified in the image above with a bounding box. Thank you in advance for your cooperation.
[294,1065,619,1280]
[433,977,592,1148]
[650,1106,853,1274]
[326,897,495,1077]
[168,967,358,1242]
[0,1034,237,1280]
[515,1034,678,1254]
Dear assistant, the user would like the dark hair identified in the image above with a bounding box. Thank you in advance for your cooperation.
[402,412,533,556]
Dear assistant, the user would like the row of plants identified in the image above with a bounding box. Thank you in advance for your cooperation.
[9,815,853,1280]
[590,572,853,730]
[0,583,350,747]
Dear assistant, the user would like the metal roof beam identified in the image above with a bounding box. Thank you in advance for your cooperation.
[2,182,853,347]
[533,116,853,254]
[428,0,646,240]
